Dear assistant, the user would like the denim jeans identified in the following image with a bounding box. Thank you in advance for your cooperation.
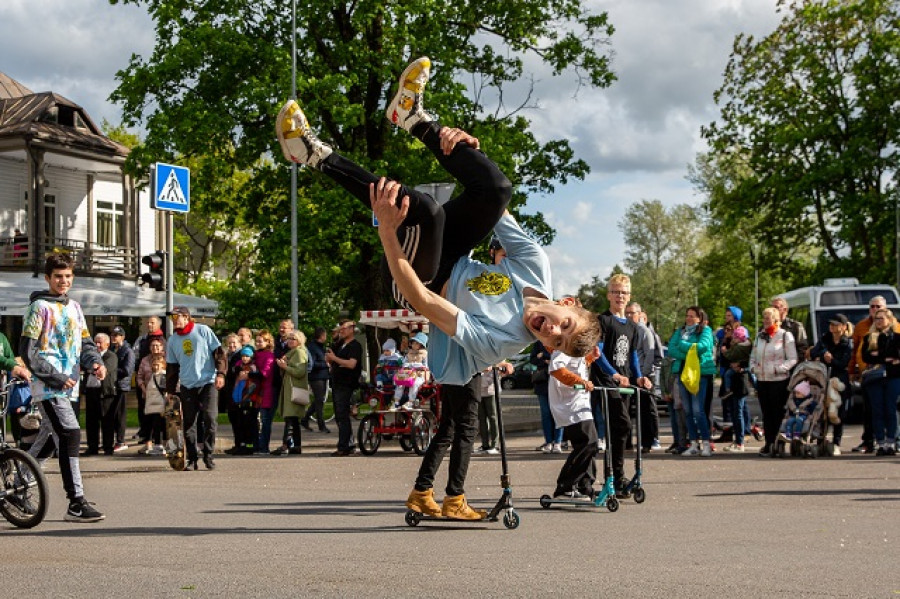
[590,391,607,440]
[332,384,356,451]
[536,390,563,444]
[257,406,275,452]
[867,376,900,444]
[730,395,746,445]
[678,375,712,441]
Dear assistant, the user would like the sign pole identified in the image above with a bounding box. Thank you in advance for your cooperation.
[166,211,175,336]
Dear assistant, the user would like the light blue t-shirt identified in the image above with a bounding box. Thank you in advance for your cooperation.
[166,324,221,389]
[429,213,552,385]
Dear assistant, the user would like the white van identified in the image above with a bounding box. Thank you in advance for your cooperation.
[779,278,900,343]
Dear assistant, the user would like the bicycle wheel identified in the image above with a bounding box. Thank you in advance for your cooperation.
[411,413,434,456]
[357,414,382,455]
[0,447,49,529]
[308,388,336,425]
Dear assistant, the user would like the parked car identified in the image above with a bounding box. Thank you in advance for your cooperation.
[501,363,536,390]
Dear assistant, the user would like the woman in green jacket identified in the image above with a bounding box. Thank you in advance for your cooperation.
[272,330,309,455]
[667,306,716,457]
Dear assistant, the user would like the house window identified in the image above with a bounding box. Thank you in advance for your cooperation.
[96,200,125,247]
[43,194,57,240]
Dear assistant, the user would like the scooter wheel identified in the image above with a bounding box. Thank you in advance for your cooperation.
[503,510,521,529]
[632,488,646,504]
[606,497,619,512]
[404,510,421,527]
[539,495,552,509]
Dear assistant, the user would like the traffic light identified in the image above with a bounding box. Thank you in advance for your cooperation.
[141,251,166,292]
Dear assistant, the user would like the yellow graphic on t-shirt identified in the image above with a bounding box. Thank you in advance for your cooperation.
[182,339,194,356]
[465,271,511,296]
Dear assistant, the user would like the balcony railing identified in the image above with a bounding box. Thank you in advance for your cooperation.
[0,236,137,277]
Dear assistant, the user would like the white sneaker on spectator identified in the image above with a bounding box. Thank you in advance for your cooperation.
[485,447,500,455]
[683,442,700,456]
[597,439,606,452]
[700,441,712,457]
[536,443,551,452]
[550,443,562,454]
[650,439,662,451]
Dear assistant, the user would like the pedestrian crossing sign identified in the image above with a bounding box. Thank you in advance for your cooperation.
[152,162,190,213]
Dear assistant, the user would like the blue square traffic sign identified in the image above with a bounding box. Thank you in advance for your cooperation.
[152,162,190,213]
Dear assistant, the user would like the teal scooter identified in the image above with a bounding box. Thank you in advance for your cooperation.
[539,386,635,512]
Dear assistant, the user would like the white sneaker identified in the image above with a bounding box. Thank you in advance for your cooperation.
[485,447,500,455]
[536,443,551,452]
[683,442,700,456]
[723,443,745,453]
[147,445,166,456]
[550,443,562,454]
[700,441,712,457]
[597,439,606,452]
[832,445,842,456]
[275,100,333,168]
[650,439,662,451]
[386,57,434,133]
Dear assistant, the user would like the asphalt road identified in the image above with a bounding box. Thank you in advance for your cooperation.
[1,422,898,598]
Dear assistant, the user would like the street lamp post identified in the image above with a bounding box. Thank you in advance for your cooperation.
[290,0,299,328]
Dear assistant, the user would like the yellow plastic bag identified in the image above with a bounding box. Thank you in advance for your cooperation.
[680,343,701,395]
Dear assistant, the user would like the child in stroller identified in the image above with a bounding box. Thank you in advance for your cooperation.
[774,360,839,457]
[391,332,429,411]
[778,380,821,443]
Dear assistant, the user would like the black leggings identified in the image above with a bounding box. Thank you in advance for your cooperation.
[320,122,512,305]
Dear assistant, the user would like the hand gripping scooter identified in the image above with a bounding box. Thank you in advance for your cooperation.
[539,386,634,512]
[405,367,520,529]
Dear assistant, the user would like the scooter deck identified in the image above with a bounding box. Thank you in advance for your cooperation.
[405,508,520,529]
[539,493,619,512]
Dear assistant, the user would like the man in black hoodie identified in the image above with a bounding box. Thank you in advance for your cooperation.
[21,252,107,522]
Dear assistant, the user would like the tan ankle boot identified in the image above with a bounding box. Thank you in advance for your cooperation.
[441,494,487,520]
[406,488,441,517]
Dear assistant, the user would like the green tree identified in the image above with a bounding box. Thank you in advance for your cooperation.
[701,0,900,283]
[620,200,708,336]
[109,0,617,333]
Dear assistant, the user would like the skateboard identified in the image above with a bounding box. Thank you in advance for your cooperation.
[164,394,185,471]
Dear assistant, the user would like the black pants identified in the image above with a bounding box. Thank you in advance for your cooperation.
[282,416,302,450]
[181,383,218,461]
[556,419,599,495]
[757,379,790,447]
[415,375,480,497]
[302,379,329,430]
[84,390,104,452]
[638,389,660,449]
[332,384,357,452]
[99,395,119,453]
[228,403,259,449]
[321,121,512,306]
[115,390,128,444]
[592,389,629,480]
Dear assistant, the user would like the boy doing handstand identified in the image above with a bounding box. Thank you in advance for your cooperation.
[277,57,601,519]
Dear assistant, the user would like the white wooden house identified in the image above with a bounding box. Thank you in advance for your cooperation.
[0,72,215,336]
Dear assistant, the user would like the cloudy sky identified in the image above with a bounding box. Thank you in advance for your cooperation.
[1,0,782,297]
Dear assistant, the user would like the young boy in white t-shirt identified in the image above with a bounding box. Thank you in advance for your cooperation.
[548,348,599,498]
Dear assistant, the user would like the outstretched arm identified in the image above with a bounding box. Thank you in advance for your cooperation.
[372,177,459,337]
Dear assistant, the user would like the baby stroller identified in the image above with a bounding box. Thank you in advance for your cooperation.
[773,361,836,458]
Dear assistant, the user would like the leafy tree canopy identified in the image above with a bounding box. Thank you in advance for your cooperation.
[701,0,900,284]
[109,0,617,332]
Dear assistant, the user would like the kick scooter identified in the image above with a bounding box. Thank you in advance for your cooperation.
[405,367,520,529]
[539,386,634,512]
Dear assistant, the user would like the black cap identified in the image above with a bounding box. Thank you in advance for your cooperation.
[111,326,126,337]
[829,313,849,325]
[167,306,191,317]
